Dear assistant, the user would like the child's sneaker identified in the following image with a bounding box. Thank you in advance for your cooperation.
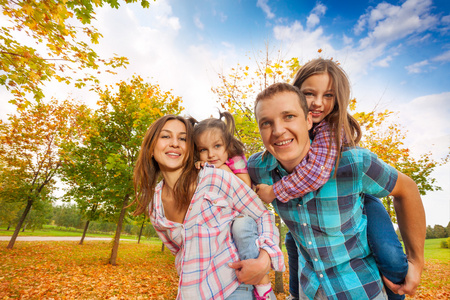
[286,294,299,300]
[254,287,275,300]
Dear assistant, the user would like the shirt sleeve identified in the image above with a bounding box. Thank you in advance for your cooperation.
[227,172,285,272]
[225,154,248,174]
[361,149,398,197]
[273,121,339,202]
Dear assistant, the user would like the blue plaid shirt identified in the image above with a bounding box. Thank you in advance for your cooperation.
[248,147,398,300]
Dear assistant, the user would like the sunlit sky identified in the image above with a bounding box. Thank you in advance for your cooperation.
[1,0,449,226]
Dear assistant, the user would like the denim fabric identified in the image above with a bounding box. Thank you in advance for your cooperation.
[365,194,408,300]
[285,231,299,298]
[231,215,260,260]
[226,283,255,300]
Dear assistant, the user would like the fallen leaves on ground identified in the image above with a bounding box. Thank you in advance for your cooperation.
[1,241,448,299]
[0,241,178,299]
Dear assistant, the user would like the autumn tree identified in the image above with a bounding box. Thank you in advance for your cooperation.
[0,99,85,249]
[351,103,449,221]
[0,0,152,103]
[60,75,183,264]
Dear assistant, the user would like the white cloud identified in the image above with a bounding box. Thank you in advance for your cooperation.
[307,3,327,29]
[405,60,429,73]
[373,55,393,67]
[433,50,450,62]
[342,34,353,45]
[257,0,275,19]
[194,15,204,30]
[307,14,320,29]
[355,0,438,49]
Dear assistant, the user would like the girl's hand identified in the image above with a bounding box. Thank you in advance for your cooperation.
[255,184,276,204]
[195,161,206,169]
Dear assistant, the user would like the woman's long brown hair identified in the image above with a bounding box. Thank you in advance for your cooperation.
[132,115,199,217]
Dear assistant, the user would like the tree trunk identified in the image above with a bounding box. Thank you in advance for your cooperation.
[109,194,129,265]
[79,220,90,245]
[161,242,165,252]
[7,199,33,249]
[273,213,285,293]
[7,223,11,230]
[138,219,145,244]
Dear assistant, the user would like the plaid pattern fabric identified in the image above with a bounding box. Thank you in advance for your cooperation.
[248,147,398,300]
[150,166,285,300]
[273,121,338,202]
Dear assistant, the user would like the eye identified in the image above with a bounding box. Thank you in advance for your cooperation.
[285,114,295,120]
[161,135,170,139]
[260,121,270,128]
[214,144,222,149]
[324,93,334,98]
[303,92,313,97]
[179,137,186,141]
[198,148,206,152]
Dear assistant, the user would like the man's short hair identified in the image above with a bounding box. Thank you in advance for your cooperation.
[254,82,309,121]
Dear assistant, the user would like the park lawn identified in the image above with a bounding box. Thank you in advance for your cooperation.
[0,225,161,244]
[1,239,449,300]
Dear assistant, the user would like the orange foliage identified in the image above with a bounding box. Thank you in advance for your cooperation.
[0,241,178,299]
[0,241,448,299]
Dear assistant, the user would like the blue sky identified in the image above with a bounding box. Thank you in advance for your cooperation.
[1,0,449,226]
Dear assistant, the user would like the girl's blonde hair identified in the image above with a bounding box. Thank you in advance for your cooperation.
[191,111,245,159]
[132,115,199,216]
[293,58,362,155]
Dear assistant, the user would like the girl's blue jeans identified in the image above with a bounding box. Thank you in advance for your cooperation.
[285,194,408,300]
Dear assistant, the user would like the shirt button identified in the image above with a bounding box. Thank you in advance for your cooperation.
[303,223,307,226]
[213,200,217,204]
[314,258,318,262]
[297,204,302,207]
[189,207,192,210]
[320,165,324,170]
[308,241,312,245]
[319,274,323,278]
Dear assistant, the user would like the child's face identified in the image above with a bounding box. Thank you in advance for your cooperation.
[196,129,229,168]
[300,73,335,124]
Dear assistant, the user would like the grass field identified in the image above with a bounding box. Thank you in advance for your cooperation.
[1,230,449,299]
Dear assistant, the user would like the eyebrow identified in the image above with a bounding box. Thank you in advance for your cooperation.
[161,129,186,135]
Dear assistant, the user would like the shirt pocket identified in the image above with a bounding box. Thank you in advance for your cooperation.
[196,192,232,229]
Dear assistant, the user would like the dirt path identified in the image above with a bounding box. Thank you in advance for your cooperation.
[0,236,126,241]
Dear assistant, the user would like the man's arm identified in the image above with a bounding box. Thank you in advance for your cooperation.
[386,171,426,296]
[228,249,271,284]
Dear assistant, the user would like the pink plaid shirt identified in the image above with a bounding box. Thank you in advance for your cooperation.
[273,120,339,202]
[150,166,285,300]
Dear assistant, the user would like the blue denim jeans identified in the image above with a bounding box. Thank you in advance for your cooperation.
[365,194,408,300]
[226,283,254,300]
[285,195,408,300]
[285,231,299,299]
[231,215,260,260]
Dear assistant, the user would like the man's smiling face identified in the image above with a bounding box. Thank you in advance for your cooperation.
[255,91,313,173]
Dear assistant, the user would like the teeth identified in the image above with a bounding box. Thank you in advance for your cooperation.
[275,139,292,146]
[167,152,180,156]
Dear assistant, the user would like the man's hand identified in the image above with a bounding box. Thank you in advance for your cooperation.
[382,260,423,296]
[255,184,276,204]
[228,250,271,284]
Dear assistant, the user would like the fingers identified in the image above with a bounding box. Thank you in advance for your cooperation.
[228,261,243,270]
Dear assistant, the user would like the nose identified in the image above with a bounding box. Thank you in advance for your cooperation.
[170,137,179,147]
[312,95,323,107]
[272,120,286,137]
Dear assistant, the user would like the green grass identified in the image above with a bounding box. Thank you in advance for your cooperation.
[423,238,450,262]
[0,225,162,245]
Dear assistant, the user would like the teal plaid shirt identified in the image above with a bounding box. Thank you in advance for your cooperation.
[248,147,398,300]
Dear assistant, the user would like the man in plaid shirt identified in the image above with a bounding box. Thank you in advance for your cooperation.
[248,83,425,300]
